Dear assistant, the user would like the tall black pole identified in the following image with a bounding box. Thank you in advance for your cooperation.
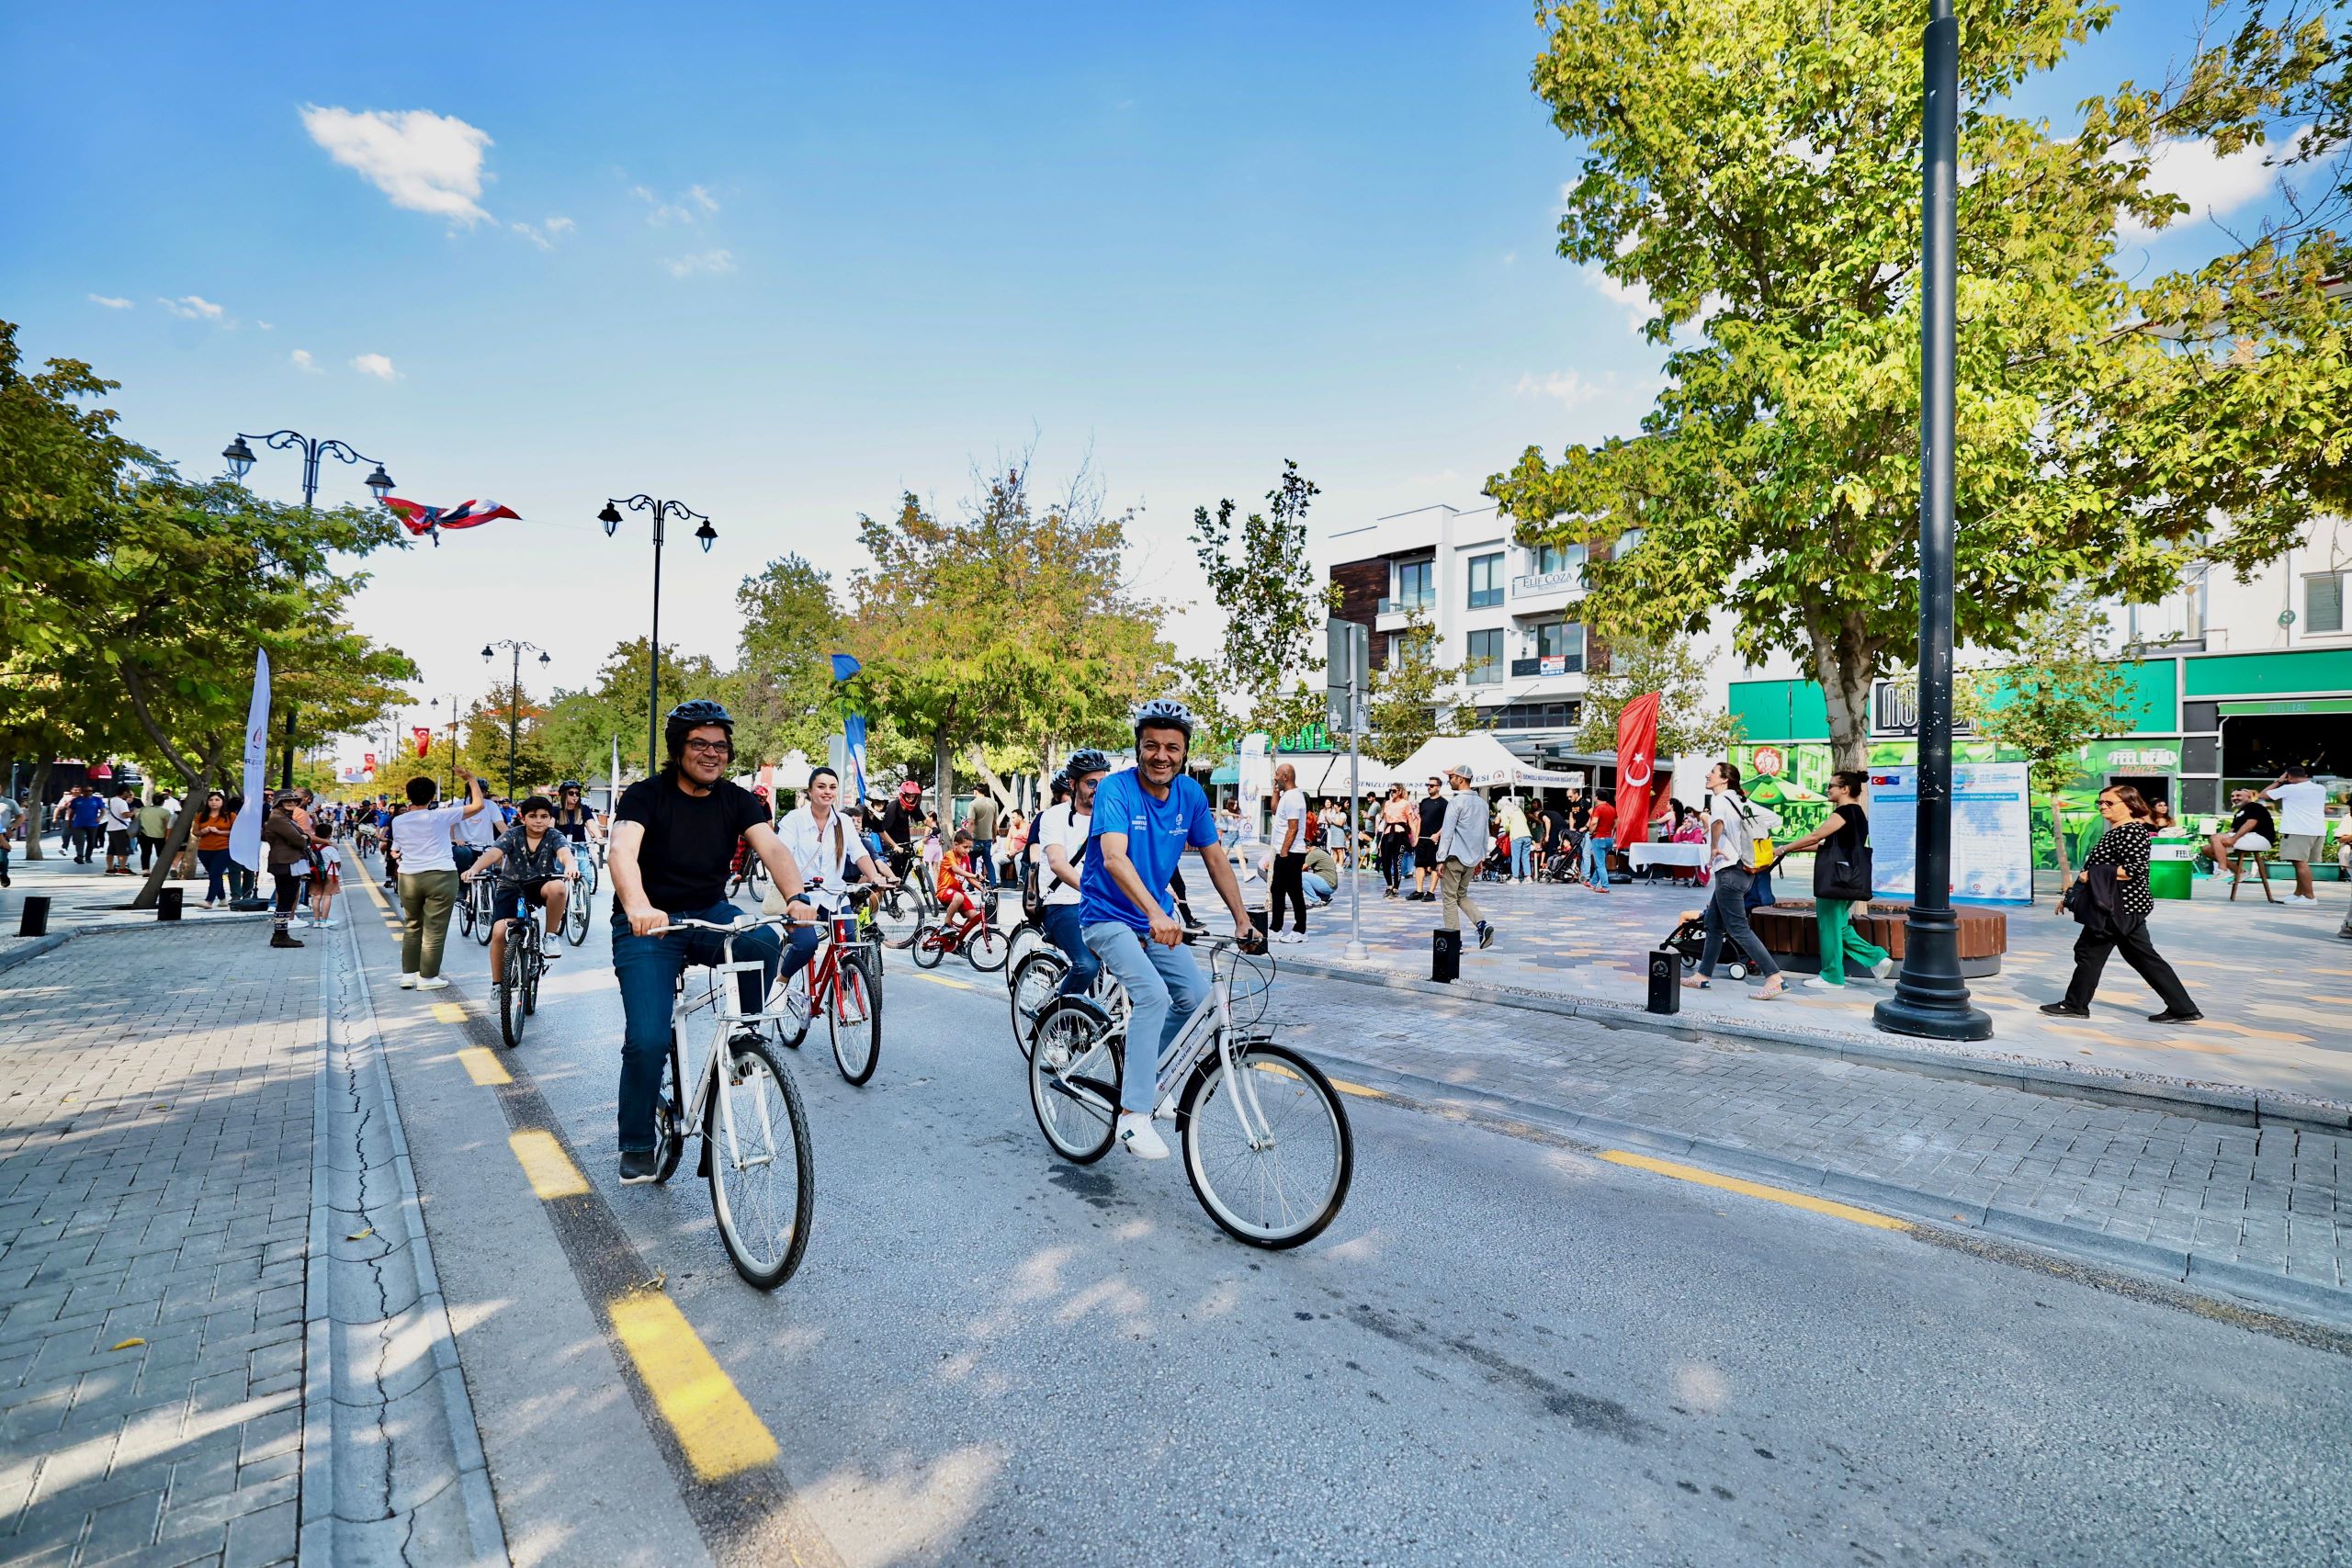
[506,644,521,799]
[1877,0,1992,1042]
[649,509,665,778]
[280,705,298,792]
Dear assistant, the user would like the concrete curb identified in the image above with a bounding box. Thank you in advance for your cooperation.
[1276,951,2352,1134]
[1309,1045,2352,1330]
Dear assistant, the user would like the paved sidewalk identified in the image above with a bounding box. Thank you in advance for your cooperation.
[1263,970,2351,1323]
[0,921,317,1566]
[2,850,265,971]
[1275,869,2352,1106]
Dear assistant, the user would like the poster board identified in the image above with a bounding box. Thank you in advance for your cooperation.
[1866,761,2032,905]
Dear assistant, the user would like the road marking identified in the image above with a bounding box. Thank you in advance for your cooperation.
[608,1292,780,1483]
[911,971,977,990]
[1328,1077,1385,1100]
[1600,1149,1911,1233]
[458,1047,512,1086]
[510,1129,592,1200]
[432,1002,467,1024]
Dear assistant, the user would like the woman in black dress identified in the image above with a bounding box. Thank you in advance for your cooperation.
[2041,784,2200,1023]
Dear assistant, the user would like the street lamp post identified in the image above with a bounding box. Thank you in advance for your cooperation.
[481,643,550,800]
[429,694,465,794]
[222,430,394,789]
[1875,0,1992,1042]
[598,495,716,775]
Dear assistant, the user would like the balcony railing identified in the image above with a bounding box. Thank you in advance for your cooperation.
[1510,569,1582,597]
[1510,654,1584,678]
[1376,595,1433,616]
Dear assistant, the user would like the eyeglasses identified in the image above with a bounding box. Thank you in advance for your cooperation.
[681,739,733,757]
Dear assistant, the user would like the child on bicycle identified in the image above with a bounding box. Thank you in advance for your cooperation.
[935,828,981,928]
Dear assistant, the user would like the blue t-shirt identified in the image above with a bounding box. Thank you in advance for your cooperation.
[1080,768,1217,931]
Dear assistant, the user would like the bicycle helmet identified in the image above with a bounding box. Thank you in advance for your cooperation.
[1131,698,1194,741]
[662,699,735,762]
[558,779,582,794]
[1063,748,1113,780]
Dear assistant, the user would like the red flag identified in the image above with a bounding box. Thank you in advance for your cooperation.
[362,751,377,773]
[384,496,523,546]
[1614,691,1662,840]
[413,727,433,759]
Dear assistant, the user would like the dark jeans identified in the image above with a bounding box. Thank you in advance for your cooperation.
[2061,920,2196,1014]
[198,847,232,902]
[230,861,257,900]
[609,900,810,1154]
[1699,864,1780,978]
[1038,902,1099,997]
[1378,831,1407,890]
[138,833,164,870]
[270,866,305,930]
[1270,852,1308,933]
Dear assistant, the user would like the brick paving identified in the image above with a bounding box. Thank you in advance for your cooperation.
[1266,969,2351,1315]
[0,921,319,1568]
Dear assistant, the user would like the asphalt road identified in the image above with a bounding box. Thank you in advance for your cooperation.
[356,888,2352,1568]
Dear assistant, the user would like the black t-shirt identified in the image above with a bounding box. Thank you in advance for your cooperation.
[1566,798,1592,833]
[616,775,769,912]
[2230,801,2275,840]
[880,800,917,849]
[1415,795,1446,840]
[1829,805,1869,852]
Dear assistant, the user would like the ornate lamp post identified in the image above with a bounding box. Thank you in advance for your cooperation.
[598,495,716,774]
[481,643,551,800]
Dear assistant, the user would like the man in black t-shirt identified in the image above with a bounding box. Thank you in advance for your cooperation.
[1410,776,1447,901]
[878,779,922,880]
[2206,788,2278,893]
[608,700,815,1184]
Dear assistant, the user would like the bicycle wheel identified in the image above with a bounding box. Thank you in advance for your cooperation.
[650,1032,685,1182]
[910,923,945,969]
[499,930,527,1048]
[1026,998,1118,1164]
[706,1037,815,1292]
[874,886,921,950]
[1178,1038,1352,1249]
[1008,950,1068,1056]
[965,923,1009,973]
[473,885,494,946]
[524,926,542,1016]
[458,889,476,939]
[1005,921,1048,977]
[828,949,880,1086]
[565,883,590,945]
[772,965,812,1051]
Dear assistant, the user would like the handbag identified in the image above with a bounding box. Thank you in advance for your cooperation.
[1813,840,1873,901]
[1733,799,1775,873]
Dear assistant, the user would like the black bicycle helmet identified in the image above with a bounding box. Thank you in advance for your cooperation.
[662,699,735,762]
[1063,748,1113,780]
[1131,697,1194,741]
[558,779,582,794]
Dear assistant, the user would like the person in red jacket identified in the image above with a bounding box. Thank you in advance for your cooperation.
[1583,796,1618,890]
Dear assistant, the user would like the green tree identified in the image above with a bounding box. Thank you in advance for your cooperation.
[1571,637,1739,763]
[0,321,144,667]
[540,637,727,784]
[1488,0,2350,770]
[463,682,556,796]
[1190,460,1335,761]
[1362,612,1463,766]
[729,554,842,768]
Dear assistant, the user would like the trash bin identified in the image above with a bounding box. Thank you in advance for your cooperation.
[157,886,184,921]
[2149,832,2194,901]
[1431,928,1461,984]
[1646,949,1681,1015]
[17,895,51,937]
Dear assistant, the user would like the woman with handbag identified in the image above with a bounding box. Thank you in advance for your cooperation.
[1774,769,1893,990]
[2042,785,2201,1023]
[1683,761,1786,1000]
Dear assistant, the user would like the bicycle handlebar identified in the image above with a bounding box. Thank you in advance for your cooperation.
[653,912,817,936]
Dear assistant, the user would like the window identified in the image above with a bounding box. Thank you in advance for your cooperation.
[1488,699,1581,730]
[1535,620,1584,663]
[1466,629,1503,685]
[1530,541,1585,577]
[1466,553,1504,609]
[2308,571,2347,635]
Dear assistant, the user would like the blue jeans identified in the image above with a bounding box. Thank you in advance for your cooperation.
[1083,920,1205,1116]
[198,846,231,902]
[1583,834,1612,885]
[1039,902,1098,996]
[609,900,813,1154]
[1510,838,1532,879]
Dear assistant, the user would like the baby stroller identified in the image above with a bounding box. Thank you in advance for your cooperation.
[1537,831,1585,886]
[1661,911,1749,981]
[1478,834,1514,883]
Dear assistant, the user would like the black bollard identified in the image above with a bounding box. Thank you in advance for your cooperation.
[1430,928,1461,984]
[1646,948,1681,1015]
[18,895,51,937]
[157,887,184,921]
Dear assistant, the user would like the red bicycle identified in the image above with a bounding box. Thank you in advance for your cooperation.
[912,895,1009,975]
[773,886,884,1085]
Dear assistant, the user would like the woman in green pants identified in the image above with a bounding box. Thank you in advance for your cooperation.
[1777,770,1894,990]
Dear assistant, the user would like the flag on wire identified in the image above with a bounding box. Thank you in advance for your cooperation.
[384,496,523,547]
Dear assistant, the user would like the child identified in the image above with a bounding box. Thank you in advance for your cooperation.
[935,829,979,926]
[309,840,342,930]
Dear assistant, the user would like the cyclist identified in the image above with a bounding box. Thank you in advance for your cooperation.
[766,764,898,1015]
[1035,749,1110,997]
[552,781,595,852]
[877,777,923,884]
[609,700,816,1185]
[463,794,579,996]
[1080,699,1262,1161]
[934,829,981,929]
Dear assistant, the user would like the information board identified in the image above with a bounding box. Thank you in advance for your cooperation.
[1865,761,2032,905]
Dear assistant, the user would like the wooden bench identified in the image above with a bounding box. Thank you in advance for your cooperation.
[1747,900,2007,977]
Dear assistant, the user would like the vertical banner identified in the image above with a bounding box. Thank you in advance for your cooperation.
[1613,691,1661,840]
[229,649,271,872]
[362,750,378,779]
[413,727,433,759]
[843,714,870,804]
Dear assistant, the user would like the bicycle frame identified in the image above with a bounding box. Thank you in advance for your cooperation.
[667,918,804,1176]
[1053,939,1278,1153]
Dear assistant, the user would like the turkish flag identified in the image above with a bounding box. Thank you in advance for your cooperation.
[1614,691,1662,840]
[362,751,377,773]
[413,727,433,759]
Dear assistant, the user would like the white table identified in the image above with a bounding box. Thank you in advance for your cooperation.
[1625,842,1707,870]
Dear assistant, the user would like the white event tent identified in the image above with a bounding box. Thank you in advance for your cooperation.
[1392,731,1586,793]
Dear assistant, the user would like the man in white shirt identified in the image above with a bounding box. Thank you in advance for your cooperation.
[1268,763,1309,943]
[101,787,138,875]
[389,769,491,989]
[452,792,502,876]
[1034,750,1110,996]
[2263,766,2331,905]
[1435,762,1496,948]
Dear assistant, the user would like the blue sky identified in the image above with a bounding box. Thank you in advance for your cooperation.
[0,0,2301,762]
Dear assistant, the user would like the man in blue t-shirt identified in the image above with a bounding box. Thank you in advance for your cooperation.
[1080,699,1262,1161]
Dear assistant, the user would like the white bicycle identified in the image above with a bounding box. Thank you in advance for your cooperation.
[649,915,817,1290]
[1025,931,1352,1248]
[1007,943,1130,1057]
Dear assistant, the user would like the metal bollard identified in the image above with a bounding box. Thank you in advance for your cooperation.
[1646,948,1681,1015]
[157,886,184,921]
[1430,928,1461,984]
[18,895,51,938]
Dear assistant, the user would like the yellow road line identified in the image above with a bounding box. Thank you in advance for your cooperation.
[1327,1078,1385,1100]
[432,1001,467,1023]
[458,1047,512,1087]
[509,1129,592,1200]
[608,1292,779,1482]
[911,971,978,990]
[1600,1149,1911,1233]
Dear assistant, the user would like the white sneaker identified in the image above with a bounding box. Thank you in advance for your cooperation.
[1870,957,1894,980]
[415,976,451,992]
[1116,1112,1169,1160]
[1801,976,1845,990]
[312,917,337,930]
[1275,931,1304,945]
[2289,893,2317,906]
[398,974,417,989]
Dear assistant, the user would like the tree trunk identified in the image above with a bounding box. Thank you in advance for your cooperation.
[22,761,51,861]
[130,747,220,910]
[933,730,954,823]
[1810,628,1877,773]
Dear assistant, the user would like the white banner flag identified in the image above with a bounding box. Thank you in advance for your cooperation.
[228,649,271,872]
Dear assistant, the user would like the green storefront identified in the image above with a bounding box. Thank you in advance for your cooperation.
[1727,646,2352,879]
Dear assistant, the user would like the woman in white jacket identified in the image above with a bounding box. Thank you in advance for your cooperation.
[1683,761,1785,1000]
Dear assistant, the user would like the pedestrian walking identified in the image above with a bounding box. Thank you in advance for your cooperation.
[1411,775,1445,901]
[261,796,322,949]
[1683,761,1785,999]
[968,789,1000,888]
[100,785,136,874]
[390,768,491,990]
[1498,794,1532,881]
[1268,762,1309,942]
[134,792,173,873]
[0,792,18,887]
[2042,784,2201,1023]
[1435,762,1495,947]
[1583,793,1617,891]
[1378,784,1411,897]
[308,840,342,930]
[192,791,235,908]
[1773,769,1893,990]
[2262,765,2329,907]
[66,784,104,863]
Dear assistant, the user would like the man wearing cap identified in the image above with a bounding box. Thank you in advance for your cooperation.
[1435,761,1497,949]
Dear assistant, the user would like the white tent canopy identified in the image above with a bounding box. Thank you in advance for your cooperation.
[1287,751,1398,795]
[1392,731,1586,792]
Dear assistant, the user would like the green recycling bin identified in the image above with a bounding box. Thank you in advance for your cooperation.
[2148,831,2194,901]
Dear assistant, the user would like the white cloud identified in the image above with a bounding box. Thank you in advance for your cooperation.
[544,216,575,237]
[2116,128,2310,239]
[687,185,719,212]
[1581,265,1654,331]
[158,295,226,321]
[87,294,132,310]
[634,184,715,225]
[255,321,273,331]
[289,349,319,373]
[1513,371,1609,409]
[301,106,494,225]
[663,249,735,278]
[351,353,399,380]
[510,214,574,250]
